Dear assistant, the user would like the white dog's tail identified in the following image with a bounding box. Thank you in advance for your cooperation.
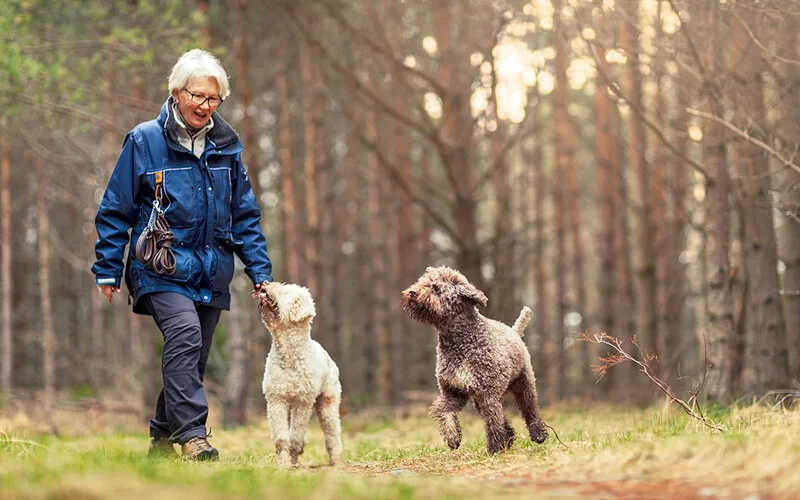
[512,306,532,336]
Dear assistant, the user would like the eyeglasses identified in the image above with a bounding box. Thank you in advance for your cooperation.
[181,88,223,107]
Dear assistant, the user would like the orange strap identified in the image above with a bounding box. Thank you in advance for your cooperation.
[154,171,163,200]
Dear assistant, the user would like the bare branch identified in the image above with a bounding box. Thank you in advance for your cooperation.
[338,106,463,247]
[280,3,445,153]
[666,0,707,77]
[584,37,708,179]
[732,10,800,67]
[686,107,800,177]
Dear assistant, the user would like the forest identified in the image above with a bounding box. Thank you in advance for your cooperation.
[1,0,798,427]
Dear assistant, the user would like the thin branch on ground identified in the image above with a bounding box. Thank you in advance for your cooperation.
[0,431,46,449]
[543,423,569,450]
[579,332,727,433]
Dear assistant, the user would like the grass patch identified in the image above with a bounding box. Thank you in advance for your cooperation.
[0,402,798,498]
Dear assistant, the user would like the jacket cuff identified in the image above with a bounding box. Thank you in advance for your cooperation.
[251,274,273,285]
[95,276,121,287]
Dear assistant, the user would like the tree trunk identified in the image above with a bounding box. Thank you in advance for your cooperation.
[353,116,373,398]
[383,0,417,394]
[37,159,55,400]
[420,145,433,267]
[224,290,248,427]
[300,36,321,298]
[652,1,668,368]
[0,134,11,393]
[196,0,210,46]
[701,0,735,401]
[234,0,261,202]
[367,110,392,404]
[434,0,483,290]
[487,20,516,324]
[528,109,549,397]
[622,1,659,368]
[612,98,638,395]
[593,0,617,393]
[776,16,800,382]
[729,17,789,394]
[383,0,418,285]
[276,37,301,283]
[551,0,571,399]
[664,78,690,378]
[566,102,589,386]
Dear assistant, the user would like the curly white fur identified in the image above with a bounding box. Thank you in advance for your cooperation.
[257,282,343,468]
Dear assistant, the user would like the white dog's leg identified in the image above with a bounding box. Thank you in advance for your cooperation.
[315,390,343,465]
[288,404,314,465]
[267,398,291,468]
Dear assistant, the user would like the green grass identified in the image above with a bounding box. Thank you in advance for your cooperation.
[1,401,799,498]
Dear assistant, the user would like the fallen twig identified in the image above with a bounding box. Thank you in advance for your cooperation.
[544,423,569,450]
[580,332,727,433]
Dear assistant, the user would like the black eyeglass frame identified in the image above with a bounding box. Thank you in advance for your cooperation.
[181,88,223,107]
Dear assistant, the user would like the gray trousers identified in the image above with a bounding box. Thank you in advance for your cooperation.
[143,292,222,444]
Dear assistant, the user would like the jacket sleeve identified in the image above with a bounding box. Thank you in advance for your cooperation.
[91,132,143,287]
[230,155,273,285]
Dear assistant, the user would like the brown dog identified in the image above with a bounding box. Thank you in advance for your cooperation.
[401,266,547,454]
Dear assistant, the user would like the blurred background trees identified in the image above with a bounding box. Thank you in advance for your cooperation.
[1,0,799,424]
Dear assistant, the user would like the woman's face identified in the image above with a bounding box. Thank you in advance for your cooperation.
[172,76,221,130]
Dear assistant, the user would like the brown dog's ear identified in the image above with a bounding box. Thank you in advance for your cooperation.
[460,283,488,308]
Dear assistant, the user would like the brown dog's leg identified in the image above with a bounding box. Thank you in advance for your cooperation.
[473,394,510,454]
[509,369,548,444]
[430,389,468,449]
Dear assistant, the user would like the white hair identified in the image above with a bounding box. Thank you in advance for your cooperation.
[167,49,231,99]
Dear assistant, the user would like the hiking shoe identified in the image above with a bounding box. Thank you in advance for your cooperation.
[148,437,177,457]
[181,435,219,461]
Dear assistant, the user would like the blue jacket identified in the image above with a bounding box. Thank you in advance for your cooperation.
[92,98,273,313]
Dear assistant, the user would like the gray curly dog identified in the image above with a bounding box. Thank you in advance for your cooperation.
[401,266,547,454]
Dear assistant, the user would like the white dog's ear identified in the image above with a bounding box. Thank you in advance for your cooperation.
[289,295,315,323]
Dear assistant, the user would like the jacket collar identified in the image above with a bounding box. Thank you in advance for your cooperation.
[157,96,242,154]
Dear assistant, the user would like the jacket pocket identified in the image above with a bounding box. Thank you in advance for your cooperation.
[211,236,235,293]
[208,165,232,230]
[130,225,195,283]
[153,165,197,229]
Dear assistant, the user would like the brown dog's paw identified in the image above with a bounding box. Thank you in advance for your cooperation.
[530,423,548,444]
[446,435,461,450]
[486,440,505,455]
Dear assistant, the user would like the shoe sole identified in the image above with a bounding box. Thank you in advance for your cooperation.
[188,449,219,461]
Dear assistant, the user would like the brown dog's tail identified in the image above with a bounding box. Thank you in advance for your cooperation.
[512,306,532,336]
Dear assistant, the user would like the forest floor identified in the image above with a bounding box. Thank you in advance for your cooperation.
[1,398,799,499]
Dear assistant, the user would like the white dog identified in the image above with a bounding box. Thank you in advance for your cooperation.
[256,281,343,468]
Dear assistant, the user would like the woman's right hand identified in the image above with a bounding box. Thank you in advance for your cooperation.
[97,285,121,304]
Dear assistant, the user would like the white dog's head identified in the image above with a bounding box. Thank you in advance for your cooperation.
[254,281,316,332]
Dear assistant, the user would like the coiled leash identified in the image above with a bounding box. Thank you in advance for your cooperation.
[135,171,176,275]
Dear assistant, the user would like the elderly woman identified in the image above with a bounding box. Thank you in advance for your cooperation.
[92,49,273,461]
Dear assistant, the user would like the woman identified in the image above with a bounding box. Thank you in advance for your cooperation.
[92,49,273,461]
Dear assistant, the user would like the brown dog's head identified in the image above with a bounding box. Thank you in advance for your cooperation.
[254,281,316,333]
[401,266,488,326]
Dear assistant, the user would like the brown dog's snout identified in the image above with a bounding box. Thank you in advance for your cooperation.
[405,288,417,298]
